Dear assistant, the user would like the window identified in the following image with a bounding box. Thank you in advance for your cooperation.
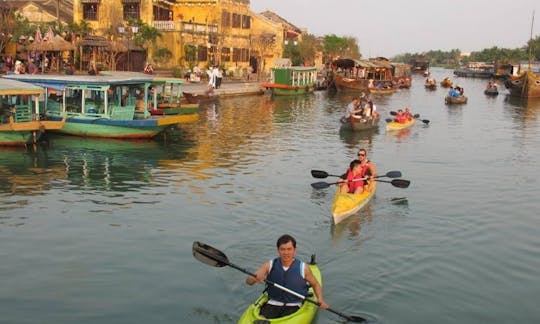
[198,46,208,62]
[241,15,250,29]
[232,13,241,28]
[83,4,98,21]
[123,3,140,20]
[221,48,231,62]
[221,10,230,28]
[233,48,249,62]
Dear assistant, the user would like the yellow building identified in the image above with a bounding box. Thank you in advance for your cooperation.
[72,0,295,76]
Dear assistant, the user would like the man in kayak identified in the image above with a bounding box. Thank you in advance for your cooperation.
[246,234,329,318]
[357,148,377,192]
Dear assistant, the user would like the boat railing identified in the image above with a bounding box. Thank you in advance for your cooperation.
[110,105,136,120]
[14,105,33,122]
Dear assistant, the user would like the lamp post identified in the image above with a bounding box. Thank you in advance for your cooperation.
[118,24,139,71]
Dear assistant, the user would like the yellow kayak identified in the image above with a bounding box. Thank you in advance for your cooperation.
[331,182,377,224]
[386,118,415,131]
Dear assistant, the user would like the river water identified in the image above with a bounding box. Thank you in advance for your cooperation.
[1,68,539,324]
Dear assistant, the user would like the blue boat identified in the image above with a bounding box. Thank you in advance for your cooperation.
[3,72,189,139]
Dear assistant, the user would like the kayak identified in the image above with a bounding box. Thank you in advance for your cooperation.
[386,118,415,131]
[238,261,322,324]
[331,182,377,224]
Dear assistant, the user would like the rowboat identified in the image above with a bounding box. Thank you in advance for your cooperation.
[440,78,453,88]
[4,72,187,139]
[261,66,317,96]
[182,91,219,104]
[386,118,415,131]
[341,115,379,131]
[484,87,499,96]
[0,78,65,146]
[238,261,321,324]
[331,182,377,224]
[445,95,468,104]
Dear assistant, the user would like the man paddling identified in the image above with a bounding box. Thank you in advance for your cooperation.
[246,234,329,319]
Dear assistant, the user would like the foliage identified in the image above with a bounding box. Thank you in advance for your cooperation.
[282,41,302,65]
[297,33,321,66]
[155,47,173,64]
[321,34,360,62]
[0,8,30,55]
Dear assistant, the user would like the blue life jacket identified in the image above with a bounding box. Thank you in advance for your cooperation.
[266,258,307,304]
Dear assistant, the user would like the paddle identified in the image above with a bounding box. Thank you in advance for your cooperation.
[311,178,410,189]
[192,241,367,323]
[390,111,430,124]
[311,170,401,179]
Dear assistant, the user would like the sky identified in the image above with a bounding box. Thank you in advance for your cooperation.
[249,0,539,58]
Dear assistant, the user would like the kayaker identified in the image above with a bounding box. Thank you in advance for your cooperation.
[394,109,407,123]
[358,148,377,192]
[339,159,365,194]
[404,107,413,121]
[245,234,329,319]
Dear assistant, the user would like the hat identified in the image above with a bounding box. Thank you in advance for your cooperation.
[15,60,22,65]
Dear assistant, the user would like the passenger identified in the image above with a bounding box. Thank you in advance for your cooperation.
[363,100,379,120]
[246,234,328,319]
[357,148,377,192]
[339,159,365,194]
[404,107,413,121]
[394,109,407,123]
[340,96,362,123]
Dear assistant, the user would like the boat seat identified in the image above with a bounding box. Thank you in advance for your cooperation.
[14,105,33,122]
[46,100,63,116]
[110,105,135,120]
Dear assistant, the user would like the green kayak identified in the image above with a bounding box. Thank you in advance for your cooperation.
[238,261,321,324]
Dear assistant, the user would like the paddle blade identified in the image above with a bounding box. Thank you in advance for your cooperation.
[390,111,397,115]
[422,119,430,124]
[391,179,411,188]
[348,315,368,323]
[311,181,332,189]
[192,241,229,267]
[382,170,402,178]
[311,170,329,178]
[413,113,420,118]
[385,118,393,123]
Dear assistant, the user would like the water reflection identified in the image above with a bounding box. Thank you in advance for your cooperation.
[331,204,374,243]
[339,126,377,150]
[504,96,540,127]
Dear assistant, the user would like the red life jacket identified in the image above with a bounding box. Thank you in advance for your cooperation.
[345,169,365,193]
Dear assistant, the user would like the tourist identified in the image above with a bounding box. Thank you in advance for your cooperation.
[245,234,328,319]
[339,159,365,194]
[340,96,362,123]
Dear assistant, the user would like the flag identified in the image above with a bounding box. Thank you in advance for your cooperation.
[45,26,55,41]
[35,26,42,43]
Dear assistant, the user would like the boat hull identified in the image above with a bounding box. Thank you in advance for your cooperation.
[237,263,321,324]
[341,116,379,131]
[261,83,315,96]
[332,182,377,224]
[183,92,219,104]
[0,130,38,146]
[386,118,415,131]
[332,75,369,92]
[445,95,468,104]
[504,71,540,98]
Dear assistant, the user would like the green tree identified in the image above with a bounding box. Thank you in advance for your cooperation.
[321,34,360,62]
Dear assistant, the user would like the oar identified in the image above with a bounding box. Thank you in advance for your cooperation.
[311,170,401,179]
[311,178,410,189]
[390,111,430,124]
[192,241,367,323]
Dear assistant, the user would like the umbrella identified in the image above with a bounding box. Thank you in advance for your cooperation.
[27,35,75,52]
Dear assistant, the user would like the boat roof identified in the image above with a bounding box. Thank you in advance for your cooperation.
[3,72,155,91]
[0,77,45,96]
[272,66,317,72]
[151,77,184,85]
[332,58,392,69]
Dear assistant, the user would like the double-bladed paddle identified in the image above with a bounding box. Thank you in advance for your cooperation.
[311,178,410,189]
[389,111,430,124]
[192,241,367,323]
[311,170,402,179]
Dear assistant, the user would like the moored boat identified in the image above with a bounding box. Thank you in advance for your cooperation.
[149,78,200,116]
[424,78,437,90]
[484,86,499,96]
[261,65,317,96]
[329,58,394,92]
[445,95,468,104]
[0,78,65,146]
[4,72,186,139]
[504,71,540,98]
[331,182,377,224]
[238,260,321,324]
[386,118,415,131]
[182,91,219,104]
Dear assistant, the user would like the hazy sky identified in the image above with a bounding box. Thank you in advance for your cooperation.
[250,0,538,58]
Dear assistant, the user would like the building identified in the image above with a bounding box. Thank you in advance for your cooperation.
[72,0,290,76]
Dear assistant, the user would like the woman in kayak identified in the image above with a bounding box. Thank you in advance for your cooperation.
[339,160,365,194]
[245,234,329,318]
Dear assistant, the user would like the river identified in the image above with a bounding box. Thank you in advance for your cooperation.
[1,67,539,323]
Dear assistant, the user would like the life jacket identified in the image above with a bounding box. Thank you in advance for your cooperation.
[267,258,307,304]
[345,169,365,193]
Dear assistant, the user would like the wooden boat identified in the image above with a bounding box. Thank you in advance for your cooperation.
[0,78,65,146]
[238,258,321,324]
[4,73,188,139]
[329,58,394,92]
[368,84,396,95]
[424,81,437,90]
[440,78,453,88]
[149,78,200,116]
[392,62,412,89]
[182,91,219,104]
[504,71,540,98]
[261,66,317,96]
[410,57,429,74]
[341,115,379,131]
[484,86,499,96]
[445,95,468,104]
[331,182,377,224]
[386,118,415,131]
[453,62,494,78]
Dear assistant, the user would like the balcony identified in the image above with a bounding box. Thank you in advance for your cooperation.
[152,20,218,34]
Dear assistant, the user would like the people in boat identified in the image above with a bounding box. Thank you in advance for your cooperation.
[339,159,365,194]
[341,96,362,123]
[448,87,461,98]
[362,100,379,120]
[357,148,377,192]
[245,234,328,319]
[404,107,413,121]
[394,109,408,123]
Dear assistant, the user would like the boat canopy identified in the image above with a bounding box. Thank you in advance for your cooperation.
[0,78,44,96]
[332,58,392,69]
